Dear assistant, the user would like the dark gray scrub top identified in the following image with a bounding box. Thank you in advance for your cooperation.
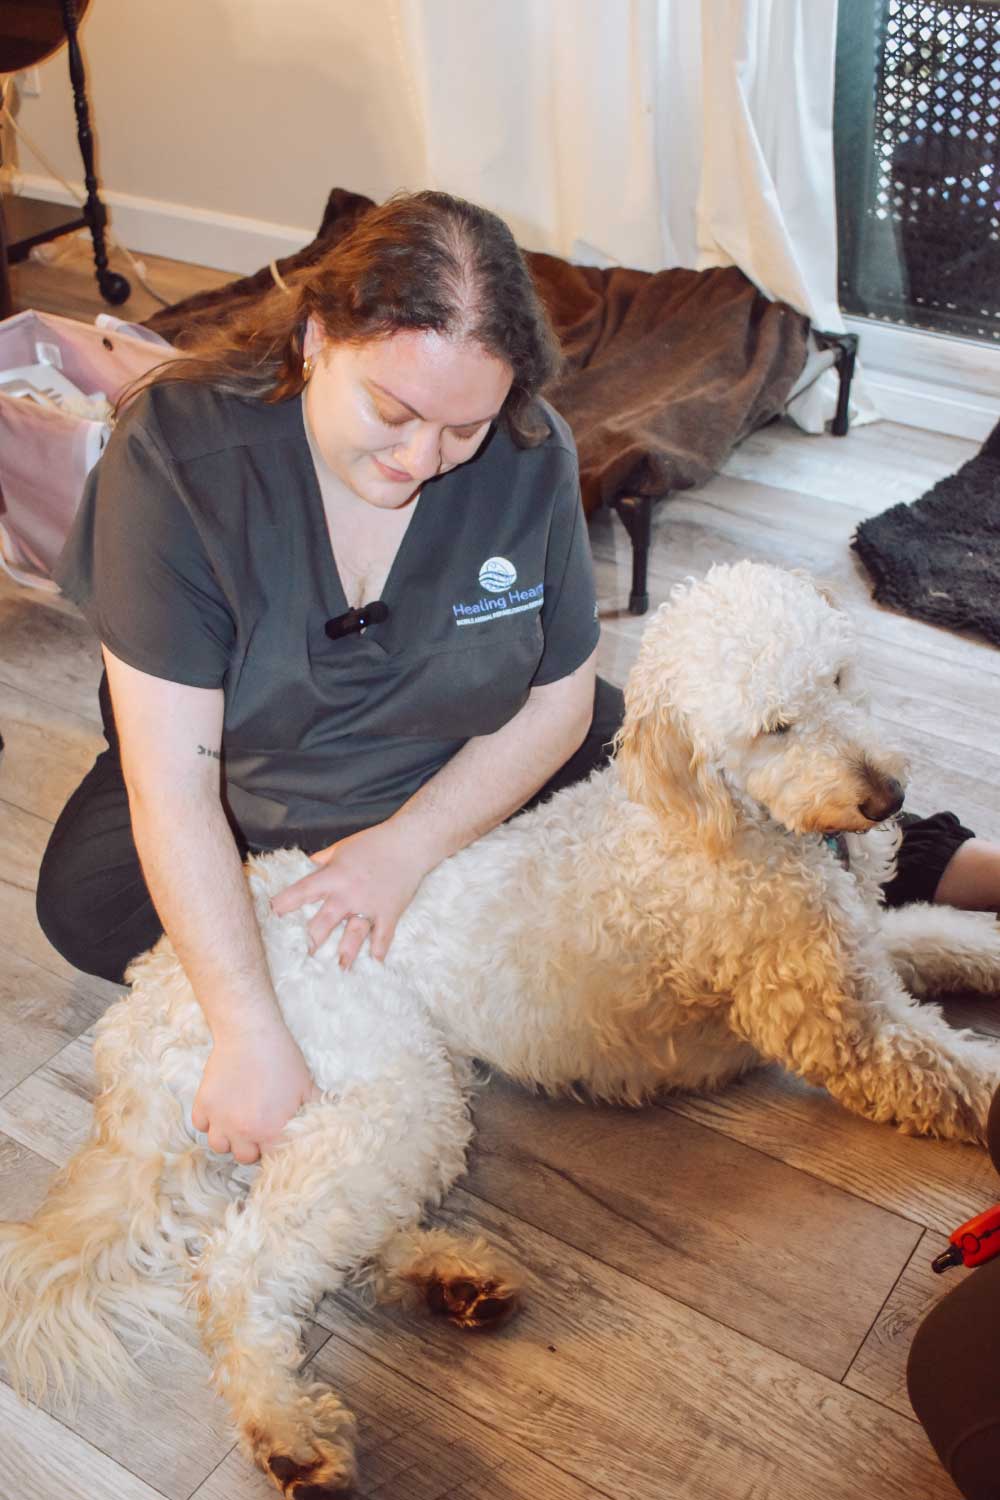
[55,381,600,850]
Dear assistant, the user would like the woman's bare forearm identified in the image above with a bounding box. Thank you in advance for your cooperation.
[101,649,312,1159]
[271,649,598,966]
[390,648,597,865]
[127,787,281,1043]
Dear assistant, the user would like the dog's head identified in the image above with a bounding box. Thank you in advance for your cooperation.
[615,561,908,849]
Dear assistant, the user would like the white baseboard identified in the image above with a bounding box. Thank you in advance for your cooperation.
[846,315,1000,442]
[15,173,315,275]
[860,370,999,442]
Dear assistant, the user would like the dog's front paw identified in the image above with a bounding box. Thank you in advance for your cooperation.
[375,1226,524,1329]
[266,1445,356,1498]
[425,1272,520,1330]
[247,1403,357,1500]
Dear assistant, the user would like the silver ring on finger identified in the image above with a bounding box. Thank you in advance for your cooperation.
[350,912,373,926]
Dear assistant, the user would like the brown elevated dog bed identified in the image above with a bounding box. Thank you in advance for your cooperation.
[146,188,812,612]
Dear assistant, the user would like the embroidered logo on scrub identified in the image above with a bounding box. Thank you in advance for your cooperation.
[453,557,544,626]
[479,556,517,592]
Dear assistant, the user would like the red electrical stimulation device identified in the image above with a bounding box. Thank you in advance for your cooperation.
[932,1203,1000,1273]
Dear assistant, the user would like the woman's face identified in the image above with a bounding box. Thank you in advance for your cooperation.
[303,323,514,509]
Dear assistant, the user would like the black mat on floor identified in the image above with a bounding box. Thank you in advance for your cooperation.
[852,418,1000,646]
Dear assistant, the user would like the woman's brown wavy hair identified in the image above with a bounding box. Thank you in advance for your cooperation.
[122,191,562,447]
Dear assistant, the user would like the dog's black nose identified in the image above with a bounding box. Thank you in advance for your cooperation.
[858,778,905,822]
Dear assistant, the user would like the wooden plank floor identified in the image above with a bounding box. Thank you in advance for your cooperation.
[2,249,999,1499]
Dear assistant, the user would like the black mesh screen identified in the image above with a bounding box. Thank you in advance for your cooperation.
[836,0,1000,342]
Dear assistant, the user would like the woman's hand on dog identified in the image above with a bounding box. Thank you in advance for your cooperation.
[192,1020,320,1164]
[270,820,432,970]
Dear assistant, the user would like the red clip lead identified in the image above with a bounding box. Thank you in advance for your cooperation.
[932,1203,1000,1273]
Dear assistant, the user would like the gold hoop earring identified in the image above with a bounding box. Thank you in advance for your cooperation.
[302,355,314,382]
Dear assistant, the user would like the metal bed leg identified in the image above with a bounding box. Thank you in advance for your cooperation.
[611,494,653,615]
[816,331,860,438]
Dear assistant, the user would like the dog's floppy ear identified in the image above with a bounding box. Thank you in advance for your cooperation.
[615,700,737,855]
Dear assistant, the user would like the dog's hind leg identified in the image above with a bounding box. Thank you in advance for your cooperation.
[370,1224,522,1329]
[0,994,224,1403]
[730,960,1000,1144]
[0,1122,172,1403]
[193,1072,472,1499]
[879,903,1000,999]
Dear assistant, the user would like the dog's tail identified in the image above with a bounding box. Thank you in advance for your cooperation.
[0,1119,205,1404]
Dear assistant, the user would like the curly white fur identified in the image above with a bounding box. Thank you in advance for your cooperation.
[3,560,998,1497]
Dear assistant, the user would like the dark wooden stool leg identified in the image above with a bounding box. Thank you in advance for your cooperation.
[612,494,654,615]
[60,0,130,307]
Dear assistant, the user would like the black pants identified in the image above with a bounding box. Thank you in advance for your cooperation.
[907,1087,1000,1500]
[36,675,627,985]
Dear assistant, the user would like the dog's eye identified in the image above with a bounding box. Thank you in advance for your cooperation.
[834,672,843,689]
[769,720,792,735]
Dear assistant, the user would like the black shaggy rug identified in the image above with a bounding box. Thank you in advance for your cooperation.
[852,418,1000,647]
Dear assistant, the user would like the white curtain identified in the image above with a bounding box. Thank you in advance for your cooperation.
[392,0,869,430]
[393,0,665,270]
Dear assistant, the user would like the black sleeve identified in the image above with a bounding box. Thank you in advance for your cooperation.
[531,468,600,686]
[55,406,235,687]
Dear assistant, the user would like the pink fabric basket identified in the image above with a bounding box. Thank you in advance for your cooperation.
[0,310,177,589]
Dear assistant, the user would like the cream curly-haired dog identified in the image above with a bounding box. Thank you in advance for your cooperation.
[3,560,999,1496]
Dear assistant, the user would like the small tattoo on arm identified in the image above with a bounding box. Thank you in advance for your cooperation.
[196,744,221,760]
